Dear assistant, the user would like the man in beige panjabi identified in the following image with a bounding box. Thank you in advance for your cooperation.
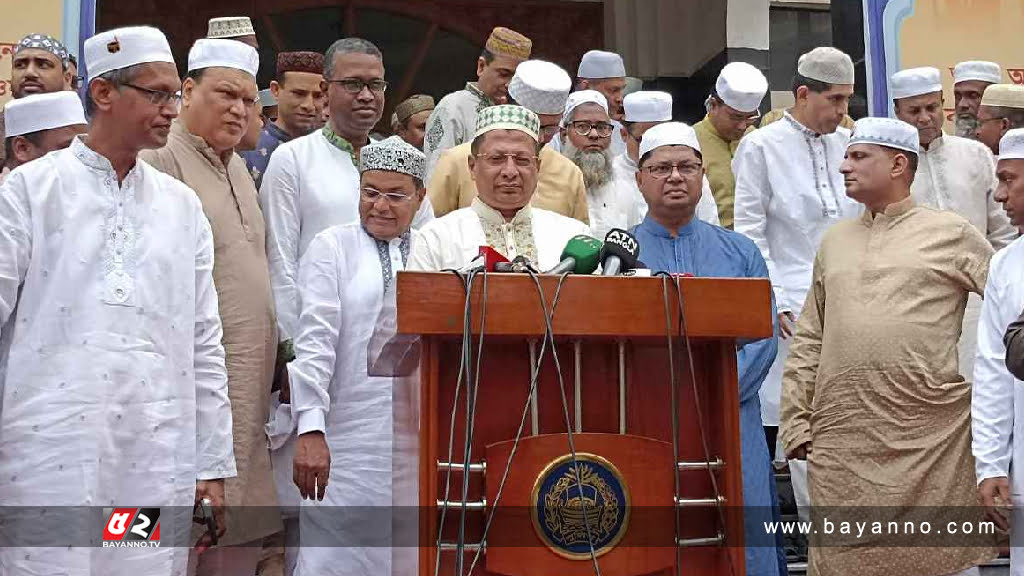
[428,59,589,222]
[140,38,281,575]
[780,117,996,576]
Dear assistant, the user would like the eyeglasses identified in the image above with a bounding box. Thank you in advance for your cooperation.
[122,83,182,107]
[539,124,560,138]
[727,110,761,123]
[327,78,388,94]
[642,162,702,180]
[476,153,538,169]
[570,120,614,138]
[361,187,415,203]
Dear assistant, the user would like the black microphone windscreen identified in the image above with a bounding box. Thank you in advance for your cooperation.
[600,229,640,269]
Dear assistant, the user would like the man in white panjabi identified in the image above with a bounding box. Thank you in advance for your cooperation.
[891,66,1016,380]
[0,26,234,575]
[410,104,590,271]
[558,89,645,240]
[732,46,860,521]
[973,128,1024,576]
[287,136,426,575]
[612,90,719,229]
[556,49,628,157]
[1,91,87,182]
[261,36,433,364]
[953,60,1002,139]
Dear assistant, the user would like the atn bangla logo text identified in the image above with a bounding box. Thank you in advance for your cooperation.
[102,508,161,548]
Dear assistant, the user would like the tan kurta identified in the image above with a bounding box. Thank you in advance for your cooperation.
[427,142,590,223]
[693,115,741,229]
[780,197,996,576]
[140,121,281,545]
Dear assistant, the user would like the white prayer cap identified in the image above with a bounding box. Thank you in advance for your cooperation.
[890,67,942,100]
[508,60,572,115]
[797,47,854,85]
[715,62,768,113]
[847,117,919,154]
[188,38,259,78]
[4,92,87,138]
[560,89,608,128]
[999,129,1024,160]
[981,84,1024,109]
[638,121,701,159]
[207,17,255,39]
[954,60,1001,85]
[359,135,426,181]
[623,91,672,123]
[577,50,626,80]
[84,26,175,81]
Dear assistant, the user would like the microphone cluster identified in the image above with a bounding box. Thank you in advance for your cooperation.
[476,228,646,276]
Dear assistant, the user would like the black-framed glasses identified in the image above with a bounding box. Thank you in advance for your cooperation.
[361,187,414,204]
[570,120,614,138]
[327,78,388,94]
[643,162,702,180]
[122,83,182,107]
[539,124,560,138]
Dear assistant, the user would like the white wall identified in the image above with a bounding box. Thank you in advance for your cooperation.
[727,0,770,50]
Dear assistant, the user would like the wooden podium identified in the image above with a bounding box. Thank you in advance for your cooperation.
[396,272,773,576]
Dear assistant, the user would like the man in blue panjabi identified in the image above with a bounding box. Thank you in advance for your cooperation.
[630,121,786,576]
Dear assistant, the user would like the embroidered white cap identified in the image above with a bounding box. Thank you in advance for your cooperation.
[359,135,426,180]
[797,46,854,85]
[890,67,942,100]
[999,128,1024,160]
[638,121,701,159]
[848,117,919,154]
[715,62,768,113]
[560,89,608,128]
[188,38,259,78]
[84,26,175,81]
[508,60,572,115]
[623,91,672,123]
[954,61,1001,85]
[4,91,87,137]
[577,50,626,79]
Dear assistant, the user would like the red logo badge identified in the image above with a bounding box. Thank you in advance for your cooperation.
[102,508,161,547]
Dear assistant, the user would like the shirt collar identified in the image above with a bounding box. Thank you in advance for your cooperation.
[265,121,293,143]
[471,196,532,225]
[321,124,358,166]
[638,214,701,238]
[921,134,943,152]
[860,195,915,225]
[172,120,231,172]
[466,82,494,107]
[782,111,822,138]
[71,136,143,185]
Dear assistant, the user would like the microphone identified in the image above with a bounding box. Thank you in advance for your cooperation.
[458,246,510,273]
[494,255,537,273]
[599,229,641,276]
[543,235,603,275]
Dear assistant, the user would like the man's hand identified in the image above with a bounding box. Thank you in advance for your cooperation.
[979,476,1012,532]
[194,479,226,553]
[294,431,330,501]
[786,442,812,461]
[778,311,796,339]
[277,368,291,404]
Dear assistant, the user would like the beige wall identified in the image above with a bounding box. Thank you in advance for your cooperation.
[0,0,63,106]
[898,0,1024,122]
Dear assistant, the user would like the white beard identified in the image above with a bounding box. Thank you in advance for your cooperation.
[955,115,980,139]
[563,140,613,190]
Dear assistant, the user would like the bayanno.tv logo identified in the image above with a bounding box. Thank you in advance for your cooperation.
[102,508,161,548]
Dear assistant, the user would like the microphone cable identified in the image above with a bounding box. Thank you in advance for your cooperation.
[465,269,568,575]
[525,269,604,576]
[657,273,738,576]
[434,267,479,576]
